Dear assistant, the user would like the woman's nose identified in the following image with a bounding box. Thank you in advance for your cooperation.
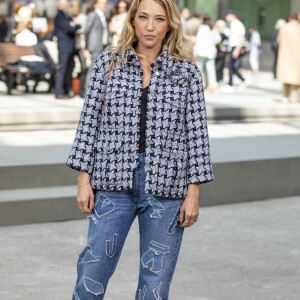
[146,19,154,31]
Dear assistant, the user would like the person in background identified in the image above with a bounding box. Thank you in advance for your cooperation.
[54,0,81,99]
[223,9,247,92]
[180,7,190,37]
[214,19,228,84]
[186,9,201,36]
[15,21,38,46]
[108,0,129,47]
[194,14,221,92]
[70,1,87,50]
[249,27,261,76]
[85,0,108,87]
[276,13,300,103]
[271,19,286,79]
[70,0,88,98]
[0,17,9,42]
[5,2,24,42]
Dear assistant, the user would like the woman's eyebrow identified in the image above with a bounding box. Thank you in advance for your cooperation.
[138,12,166,17]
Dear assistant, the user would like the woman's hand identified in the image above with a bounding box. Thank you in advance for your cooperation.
[77,171,94,214]
[179,183,200,227]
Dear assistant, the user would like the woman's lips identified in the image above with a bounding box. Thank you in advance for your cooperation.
[145,35,156,39]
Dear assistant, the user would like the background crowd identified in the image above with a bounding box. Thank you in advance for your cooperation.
[0,0,299,103]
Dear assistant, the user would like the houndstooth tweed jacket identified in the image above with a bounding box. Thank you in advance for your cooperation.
[66,46,214,199]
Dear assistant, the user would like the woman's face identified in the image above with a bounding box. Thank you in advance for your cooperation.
[133,0,169,51]
[118,1,127,13]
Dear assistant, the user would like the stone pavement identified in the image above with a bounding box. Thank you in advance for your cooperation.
[0,196,299,300]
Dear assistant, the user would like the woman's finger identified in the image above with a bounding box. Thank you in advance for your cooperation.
[88,194,95,211]
[179,206,185,225]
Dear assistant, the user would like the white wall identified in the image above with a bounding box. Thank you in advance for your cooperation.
[291,0,300,13]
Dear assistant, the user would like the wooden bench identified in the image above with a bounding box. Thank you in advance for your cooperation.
[0,43,46,94]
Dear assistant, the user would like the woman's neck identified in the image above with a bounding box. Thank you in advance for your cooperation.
[135,43,162,65]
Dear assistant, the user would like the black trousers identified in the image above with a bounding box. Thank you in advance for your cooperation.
[55,52,75,96]
[215,55,226,82]
[228,48,245,86]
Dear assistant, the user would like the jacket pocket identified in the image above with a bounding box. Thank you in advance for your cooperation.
[101,91,126,129]
[161,150,188,183]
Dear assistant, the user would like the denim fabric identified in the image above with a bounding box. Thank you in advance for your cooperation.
[72,152,185,300]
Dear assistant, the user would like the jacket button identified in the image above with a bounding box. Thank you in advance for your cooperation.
[151,91,156,96]
[105,147,110,152]
[145,162,150,166]
[107,92,111,97]
[147,138,151,143]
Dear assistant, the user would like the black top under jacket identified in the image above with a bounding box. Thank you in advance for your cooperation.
[139,86,149,153]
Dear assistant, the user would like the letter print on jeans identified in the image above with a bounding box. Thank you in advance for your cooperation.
[153,282,163,300]
[105,233,118,258]
[89,194,115,225]
[138,285,147,300]
[147,197,165,218]
[83,277,104,296]
[79,245,99,264]
[167,206,181,235]
[141,241,170,273]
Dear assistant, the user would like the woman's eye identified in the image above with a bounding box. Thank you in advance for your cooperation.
[138,15,147,20]
[156,18,165,22]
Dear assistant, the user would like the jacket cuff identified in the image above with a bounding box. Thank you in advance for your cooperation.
[66,159,93,175]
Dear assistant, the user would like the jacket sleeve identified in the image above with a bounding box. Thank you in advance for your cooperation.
[55,12,80,34]
[66,55,108,174]
[185,64,214,185]
[85,13,94,50]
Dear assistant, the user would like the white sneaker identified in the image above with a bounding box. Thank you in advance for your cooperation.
[221,85,234,93]
[239,79,251,90]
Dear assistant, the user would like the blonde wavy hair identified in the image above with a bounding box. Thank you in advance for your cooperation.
[109,0,195,68]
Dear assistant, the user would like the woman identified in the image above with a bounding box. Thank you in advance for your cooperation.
[67,0,214,299]
[108,0,129,47]
[249,27,261,76]
[194,14,221,92]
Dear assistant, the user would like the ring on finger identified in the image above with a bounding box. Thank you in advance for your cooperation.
[184,220,189,224]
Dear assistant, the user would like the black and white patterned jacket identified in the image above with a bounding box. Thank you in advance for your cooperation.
[66,46,214,199]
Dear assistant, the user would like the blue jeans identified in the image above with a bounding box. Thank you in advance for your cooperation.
[72,152,185,299]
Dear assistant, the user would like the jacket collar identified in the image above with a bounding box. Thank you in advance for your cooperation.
[125,44,169,68]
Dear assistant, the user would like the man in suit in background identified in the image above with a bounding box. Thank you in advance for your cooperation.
[85,0,108,87]
[54,0,81,99]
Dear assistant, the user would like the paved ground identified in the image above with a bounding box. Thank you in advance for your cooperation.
[0,196,299,300]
